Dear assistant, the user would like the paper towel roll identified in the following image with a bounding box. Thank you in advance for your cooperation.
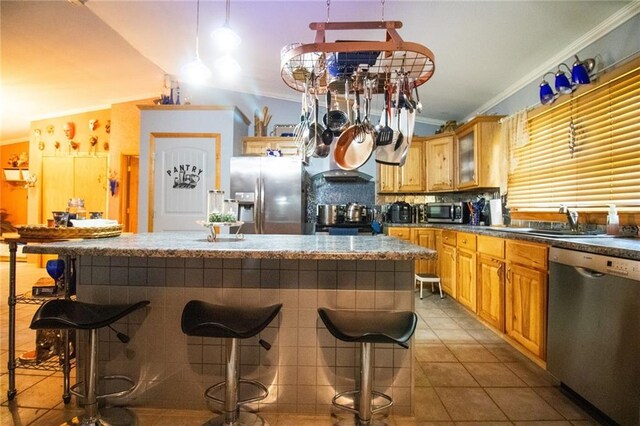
[489,199,503,226]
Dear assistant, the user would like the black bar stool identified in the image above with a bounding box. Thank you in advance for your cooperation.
[318,308,417,425]
[181,300,282,426]
[30,299,149,425]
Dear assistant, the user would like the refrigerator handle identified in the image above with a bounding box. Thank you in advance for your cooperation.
[260,178,266,234]
[254,178,260,233]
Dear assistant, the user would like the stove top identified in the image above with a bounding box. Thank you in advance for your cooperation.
[315,222,373,235]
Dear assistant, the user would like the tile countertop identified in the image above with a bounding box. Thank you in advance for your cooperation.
[385,223,640,261]
[21,232,436,261]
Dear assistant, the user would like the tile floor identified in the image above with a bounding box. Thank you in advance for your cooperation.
[1,261,600,425]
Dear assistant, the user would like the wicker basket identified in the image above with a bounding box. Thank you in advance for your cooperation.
[16,224,122,240]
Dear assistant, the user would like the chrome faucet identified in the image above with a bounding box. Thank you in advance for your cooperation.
[559,205,579,232]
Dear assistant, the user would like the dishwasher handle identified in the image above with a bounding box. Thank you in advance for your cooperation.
[574,266,605,278]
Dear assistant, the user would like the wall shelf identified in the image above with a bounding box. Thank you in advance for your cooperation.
[3,168,29,182]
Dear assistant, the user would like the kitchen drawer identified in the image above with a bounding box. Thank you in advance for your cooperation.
[456,232,477,251]
[477,235,505,259]
[506,240,548,270]
[441,230,457,246]
[388,227,412,241]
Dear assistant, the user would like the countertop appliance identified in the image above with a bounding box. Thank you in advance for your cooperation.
[547,247,640,425]
[231,157,307,234]
[388,201,411,223]
[426,202,469,224]
[317,204,344,226]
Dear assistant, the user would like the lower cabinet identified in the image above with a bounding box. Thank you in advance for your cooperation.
[456,232,477,312]
[388,227,437,275]
[389,226,549,361]
[477,235,506,332]
[412,228,438,275]
[439,230,457,298]
[505,240,548,360]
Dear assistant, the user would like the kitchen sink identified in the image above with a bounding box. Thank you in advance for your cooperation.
[495,228,613,238]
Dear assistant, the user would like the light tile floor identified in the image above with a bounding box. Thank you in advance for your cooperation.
[1,261,601,425]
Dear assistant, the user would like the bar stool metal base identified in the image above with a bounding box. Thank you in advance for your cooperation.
[332,389,393,417]
[205,379,269,407]
[203,411,266,426]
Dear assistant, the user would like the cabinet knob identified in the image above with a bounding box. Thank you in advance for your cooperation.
[462,239,467,244]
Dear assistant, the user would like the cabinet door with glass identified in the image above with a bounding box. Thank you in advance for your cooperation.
[456,126,478,189]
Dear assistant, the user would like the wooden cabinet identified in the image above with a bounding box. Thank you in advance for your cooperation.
[242,137,300,157]
[456,232,477,311]
[412,228,437,275]
[439,229,457,298]
[387,227,411,241]
[426,133,455,191]
[477,235,506,331]
[454,115,503,190]
[505,240,548,360]
[377,140,426,193]
[388,227,437,275]
[41,156,108,221]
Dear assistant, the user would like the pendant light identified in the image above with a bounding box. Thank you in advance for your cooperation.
[211,0,241,52]
[181,0,211,84]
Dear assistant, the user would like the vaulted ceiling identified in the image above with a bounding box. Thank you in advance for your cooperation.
[1,0,636,142]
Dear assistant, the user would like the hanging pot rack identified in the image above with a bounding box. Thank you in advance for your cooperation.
[280,20,435,95]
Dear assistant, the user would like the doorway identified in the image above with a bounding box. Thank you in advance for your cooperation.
[120,155,139,233]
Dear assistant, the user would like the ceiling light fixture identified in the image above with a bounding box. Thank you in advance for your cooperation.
[211,0,241,52]
[215,55,242,81]
[181,0,211,84]
[538,54,596,105]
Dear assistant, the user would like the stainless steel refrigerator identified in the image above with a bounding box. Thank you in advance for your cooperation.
[230,156,307,234]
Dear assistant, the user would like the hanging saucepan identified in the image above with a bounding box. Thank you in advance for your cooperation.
[333,88,375,170]
[323,90,349,136]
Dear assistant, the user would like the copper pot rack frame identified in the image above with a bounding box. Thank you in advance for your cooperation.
[280,21,435,95]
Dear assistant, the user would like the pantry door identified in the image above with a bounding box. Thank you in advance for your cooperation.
[149,133,220,232]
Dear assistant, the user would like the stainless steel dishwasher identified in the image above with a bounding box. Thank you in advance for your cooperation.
[548,247,640,425]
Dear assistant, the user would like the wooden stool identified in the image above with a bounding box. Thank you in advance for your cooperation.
[415,273,443,299]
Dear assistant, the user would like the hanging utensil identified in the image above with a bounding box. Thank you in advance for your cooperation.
[413,78,422,113]
[334,79,374,170]
[321,92,335,146]
[310,91,330,158]
[375,86,394,146]
[323,90,348,137]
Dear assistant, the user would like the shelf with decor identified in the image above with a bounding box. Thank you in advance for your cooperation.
[2,168,30,182]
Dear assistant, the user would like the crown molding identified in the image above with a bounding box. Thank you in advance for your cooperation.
[464,1,640,122]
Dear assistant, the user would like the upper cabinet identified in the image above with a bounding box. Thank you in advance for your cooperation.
[454,115,503,190]
[377,138,426,193]
[376,116,503,194]
[426,133,455,192]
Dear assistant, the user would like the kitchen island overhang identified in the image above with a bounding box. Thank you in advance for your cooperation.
[23,233,434,416]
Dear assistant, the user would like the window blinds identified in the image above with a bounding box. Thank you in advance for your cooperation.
[508,62,640,212]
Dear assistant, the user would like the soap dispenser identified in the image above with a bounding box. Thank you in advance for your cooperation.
[607,204,619,235]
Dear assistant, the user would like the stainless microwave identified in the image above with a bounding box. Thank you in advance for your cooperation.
[426,202,469,224]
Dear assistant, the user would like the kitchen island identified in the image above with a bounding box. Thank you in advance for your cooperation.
[23,232,435,416]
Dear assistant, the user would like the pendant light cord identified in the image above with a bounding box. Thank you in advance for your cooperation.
[326,0,330,23]
[226,0,231,25]
[195,0,201,58]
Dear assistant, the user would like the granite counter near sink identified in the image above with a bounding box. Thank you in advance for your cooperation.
[384,223,640,260]
[22,233,434,415]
